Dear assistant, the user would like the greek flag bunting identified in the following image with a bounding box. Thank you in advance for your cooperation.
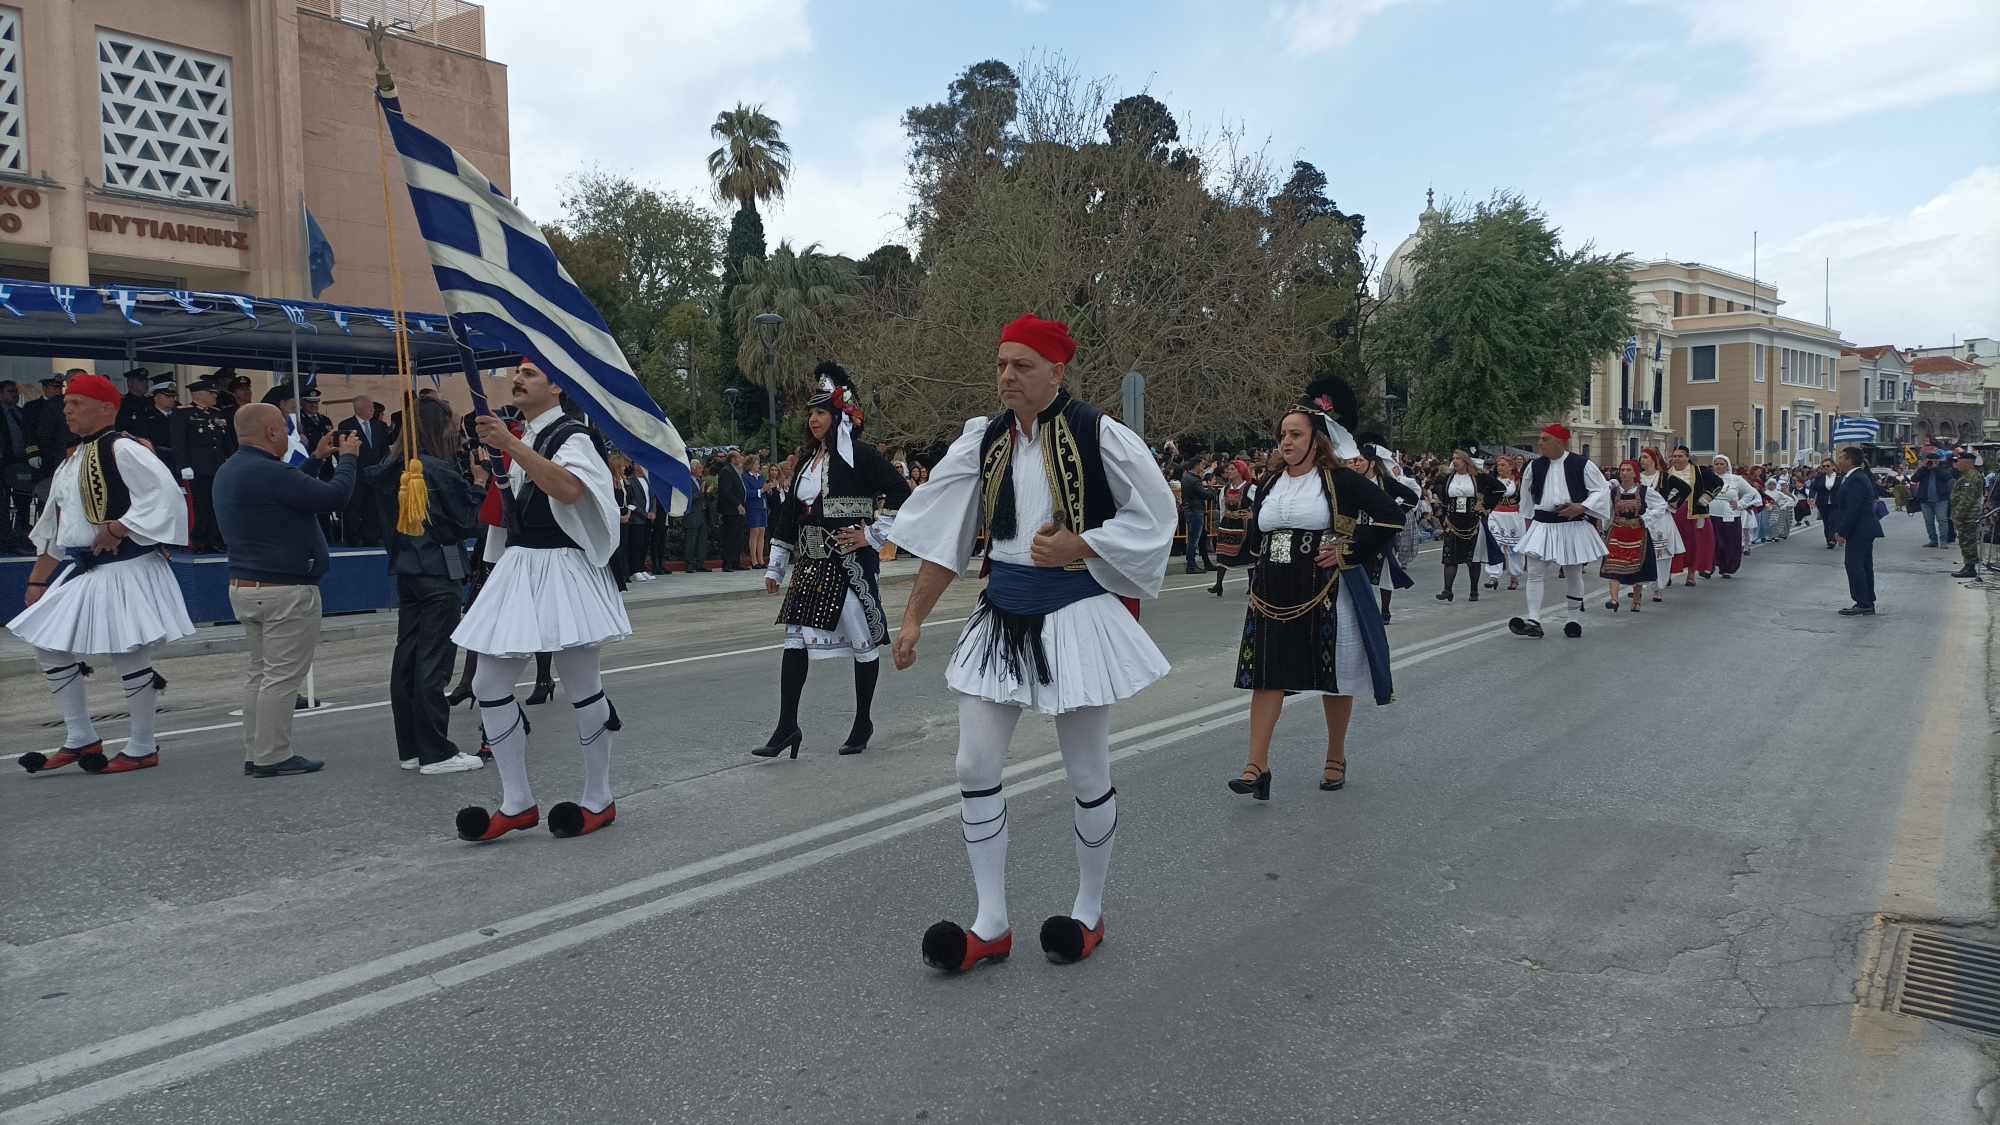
[375,90,693,506]
[1830,415,1882,443]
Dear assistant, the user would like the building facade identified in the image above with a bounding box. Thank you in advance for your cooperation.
[1907,354,1984,445]
[1906,338,1999,442]
[1837,345,1919,445]
[0,0,509,418]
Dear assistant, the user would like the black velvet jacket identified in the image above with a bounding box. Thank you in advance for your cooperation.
[769,441,911,552]
[1239,465,1405,571]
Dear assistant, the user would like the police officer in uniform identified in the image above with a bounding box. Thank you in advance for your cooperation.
[135,375,179,465]
[171,376,236,552]
[298,386,334,460]
[116,368,154,435]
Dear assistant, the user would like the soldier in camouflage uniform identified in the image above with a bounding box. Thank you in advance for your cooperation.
[1949,450,1984,579]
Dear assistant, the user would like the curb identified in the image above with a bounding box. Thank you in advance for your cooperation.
[0,568,923,677]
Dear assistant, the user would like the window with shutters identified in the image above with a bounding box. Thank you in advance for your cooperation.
[96,29,235,204]
[0,8,22,175]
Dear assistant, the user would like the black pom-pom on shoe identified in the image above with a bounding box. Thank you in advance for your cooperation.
[1040,916,1086,963]
[922,920,968,973]
[19,751,48,773]
[548,801,584,838]
[77,751,110,773]
[455,806,491,841]
[1563,621,1582,639]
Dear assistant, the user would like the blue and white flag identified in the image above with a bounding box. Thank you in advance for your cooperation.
[1830,416,1882,443]
[284,415,310,467]
[376,90,692,509]
[1622,336,1639,365]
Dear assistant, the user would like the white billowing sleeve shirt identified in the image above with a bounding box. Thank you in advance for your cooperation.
[481,408,621,568]
[30,436,189,555]
[890,409,1177,600]
[1526,455,1613,523]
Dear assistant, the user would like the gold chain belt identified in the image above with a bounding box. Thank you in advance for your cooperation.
[1249,571,1341,622]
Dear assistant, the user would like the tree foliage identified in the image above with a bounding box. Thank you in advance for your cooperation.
[840,58,1324,446]
[707,103,793,212]
[1369,192,1634,452]
[718,205,769,432]
[730,241,861,403]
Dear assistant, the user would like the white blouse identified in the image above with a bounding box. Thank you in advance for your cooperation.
[31,436,188,554]
[1447,473,1475,498]
[1257,468,1331,531]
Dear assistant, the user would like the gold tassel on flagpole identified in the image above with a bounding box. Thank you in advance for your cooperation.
[372,46,430,538]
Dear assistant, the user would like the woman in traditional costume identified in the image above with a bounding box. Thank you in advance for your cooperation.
[1229,379,1403,799]
[1207,458,1257,596]
[1600,459,1668,612]
[1350,436,1418,623]
[755,363,909,757]
[1635,447,1684,603]
[1706,454,1758,579]
[1482,454,1527,592]
[1431,448,1501,603]
[1664,446,1723,586]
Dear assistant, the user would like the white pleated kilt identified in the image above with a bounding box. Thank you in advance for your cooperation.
[947,591,1169,715]
[452,546,630,658]
[7,551,194,655]
[1516,519,1607,567]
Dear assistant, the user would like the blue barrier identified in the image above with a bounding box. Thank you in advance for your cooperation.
[1,549,397,626]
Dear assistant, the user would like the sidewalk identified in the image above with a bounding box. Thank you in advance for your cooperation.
[0,555,928,676]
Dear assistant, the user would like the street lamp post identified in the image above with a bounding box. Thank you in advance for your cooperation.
[753,312,784,454]
[1732,418,1746,463]
[1383,393,1400,449]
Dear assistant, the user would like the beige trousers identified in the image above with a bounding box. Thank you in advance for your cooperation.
[229,584,323,767]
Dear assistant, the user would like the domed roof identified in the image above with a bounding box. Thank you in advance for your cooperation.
[1378,188,1442,302]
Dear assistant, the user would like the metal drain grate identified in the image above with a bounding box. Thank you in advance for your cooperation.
[1893,930,2000,1037]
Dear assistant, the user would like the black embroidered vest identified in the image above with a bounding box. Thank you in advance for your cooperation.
[977,389,1114,544]
[77,429,135,525]
[504,416,603,550]
[1527,452,1588,508]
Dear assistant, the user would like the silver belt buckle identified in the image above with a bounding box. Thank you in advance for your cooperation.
[1267,531,1294,564]
[800,525,830,559]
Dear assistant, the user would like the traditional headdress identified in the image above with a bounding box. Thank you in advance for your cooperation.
[1541,422,1571,444]
[999,314,1076,365]
[63,373,121,410]
[1297,376,1361,460]
[806,360,864,465]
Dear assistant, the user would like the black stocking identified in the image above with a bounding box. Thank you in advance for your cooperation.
[849,659,879,741]
[772,648,808,740]
[535,651,554,686]
[1441,563,1458,596]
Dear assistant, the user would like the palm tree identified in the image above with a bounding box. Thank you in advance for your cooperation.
[707,104,793,214]
[730,241,858,394]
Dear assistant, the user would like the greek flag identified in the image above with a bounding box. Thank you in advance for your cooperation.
[1622,336,1639,365]
[1830,416,1882,443]
[376,90,692,508]
[284,416,310,468]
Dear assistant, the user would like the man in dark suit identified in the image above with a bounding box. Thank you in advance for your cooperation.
[714,451,747,571]
[1831,446,1883,616]
[116,369,153,435]
[335,394,392,545]
[0,379,31,549]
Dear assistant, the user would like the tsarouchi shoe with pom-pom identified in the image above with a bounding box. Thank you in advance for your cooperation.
[1039,915,1106,965]
[96,750,159,774]
[922,920,1012,974]
[548,801,616,838]
[19,740,101,774]
[457,805,540,843]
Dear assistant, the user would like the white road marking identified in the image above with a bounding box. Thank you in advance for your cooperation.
[0,610,1499,1112]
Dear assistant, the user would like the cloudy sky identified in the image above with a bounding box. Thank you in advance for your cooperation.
[482,0,1998,348]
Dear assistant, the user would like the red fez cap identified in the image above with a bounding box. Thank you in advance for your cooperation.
[1541,422,1571,443]
[999,313,1076,365]
[64,373,122,410]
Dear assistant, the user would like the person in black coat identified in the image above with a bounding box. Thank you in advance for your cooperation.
[367,396,485,771]
[115,369,154,436]
[714,451,748,571]
[1804,455,1840,549]
[1830,446,1884,615]
[133,376,179,467]
[170,378,237,552]
[335,394,393,545]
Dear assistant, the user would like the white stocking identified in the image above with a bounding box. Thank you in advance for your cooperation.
[1055,705,1115,929]
[1564,565,1587,620]
[111,648,160,757]
[955,695,1020,941]
[472,654,534,815]
[1521,557,1551,623]
[36,649,96,749]
[553,646,615,813]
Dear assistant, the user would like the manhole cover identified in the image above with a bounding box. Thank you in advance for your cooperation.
[1893,929,2000,1037]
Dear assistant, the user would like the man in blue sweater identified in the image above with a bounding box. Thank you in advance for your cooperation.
[214,403,359,777]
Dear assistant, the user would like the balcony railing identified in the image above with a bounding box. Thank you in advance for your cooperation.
[298,0,485,56]
[1617,406,1657,427]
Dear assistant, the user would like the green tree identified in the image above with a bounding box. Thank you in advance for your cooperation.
[903,59,1020,251]
[1369,192,1633,451]
[548,170,722,363]
[730,241,861,403]
[708,103,792,433]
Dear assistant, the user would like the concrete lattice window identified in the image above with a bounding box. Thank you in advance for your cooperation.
[0,7,24,175]
[96,28,234,204]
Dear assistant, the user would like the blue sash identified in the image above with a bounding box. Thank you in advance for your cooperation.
[62,538,159,575]
[985,560,1105,614]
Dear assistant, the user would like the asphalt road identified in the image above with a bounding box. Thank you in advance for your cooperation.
[3,519,1994,1124]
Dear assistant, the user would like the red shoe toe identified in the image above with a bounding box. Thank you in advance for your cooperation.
[21,741,99,774]
[548,801,616,838]
[457,805,540,842]
[100,751,159,774]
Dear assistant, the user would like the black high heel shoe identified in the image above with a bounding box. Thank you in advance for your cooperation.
[1435,589,1453,602]
[524,679,557,706]
[446,685,473,708]
[1226,765,1271,801]
[752,728,803,759]
[837,721,873,756]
